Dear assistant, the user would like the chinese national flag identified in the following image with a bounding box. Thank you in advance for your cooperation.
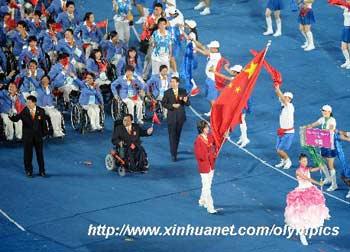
[96,20,108,29]
[210,49,266,148]
[152,112,161,125]
[328,0,350,8]
[52,23,63,32]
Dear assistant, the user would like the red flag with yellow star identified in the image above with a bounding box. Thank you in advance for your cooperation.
[210,49,267,148]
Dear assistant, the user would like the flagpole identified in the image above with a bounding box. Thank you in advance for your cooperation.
[106,19,108,35]
[215,40,272,157]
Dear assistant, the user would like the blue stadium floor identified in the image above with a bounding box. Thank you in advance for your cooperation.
[1,0,350,251]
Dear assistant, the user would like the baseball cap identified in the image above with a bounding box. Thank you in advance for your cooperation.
[322,104,332,112]
[207,40,220,48]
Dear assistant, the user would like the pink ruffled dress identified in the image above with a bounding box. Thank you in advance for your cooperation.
[284,166,330,230]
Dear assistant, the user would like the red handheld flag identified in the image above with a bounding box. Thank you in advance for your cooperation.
[210,49,267,149]
[30,0,39,6]
[52,23,63,32]
[152,112,161,125]
[96,20,108,29]
[214,57,230,91]
[250,49,282,87]
[15,98,25,113]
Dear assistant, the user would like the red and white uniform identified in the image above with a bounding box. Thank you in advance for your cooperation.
[194,133,217,212]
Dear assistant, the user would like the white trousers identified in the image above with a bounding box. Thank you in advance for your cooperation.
[1,113,22,140]
[122,97,143,122]
[151,56,170,75]
[59,84,79,102]
[82,104,101,130]
[199,170,215,211]
[114,19,130,44]
[43,106,64,137]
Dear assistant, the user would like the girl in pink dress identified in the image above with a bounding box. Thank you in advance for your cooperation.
[284,153,330,245]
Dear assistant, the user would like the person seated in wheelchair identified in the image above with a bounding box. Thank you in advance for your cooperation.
[0,82,25,141]
[19,60,45,99]
[86,48,111,88]
[74,12,103,60]
[100,31,127,69]
[18,36,47,71]
[57,29,86,74]
[111,113,153,172]
[49,53,78,106]
[71,72,104,131]
[146,64,171,118]
[36,75,65,138]
[111,65,146,124]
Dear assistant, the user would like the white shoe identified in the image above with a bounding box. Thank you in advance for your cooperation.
[135,16,146,24]
[301,42,308,49]
[239,139,250,148]
[300,234,308,246]
[340,61,350,68]
[283,159,292,169]
[194,1,206,10]
[346,190,350,199]
[138,120,144,125]
[273,31,282,37]
[275,159,285,168]
[236,138,242,145]
[204,111,211,117]
[304,45,315,51]
[326,184,338,192]
[200,7,210,15]
[263,30,273,36]
[346,64,350,69]
[53,131,65,137]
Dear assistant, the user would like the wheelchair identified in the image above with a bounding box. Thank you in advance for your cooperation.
[70,103,105,134]
[111,96,128,122]
[105,144,149,177]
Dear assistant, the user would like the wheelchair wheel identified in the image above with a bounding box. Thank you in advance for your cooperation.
[71,104,82,130]
[99,106,105,128]
[111,97,128,122]
[106,63,117,81]
[61,112,66,134]
[118,166,126,177]
[80,111,89,134]
[105,154,116,171]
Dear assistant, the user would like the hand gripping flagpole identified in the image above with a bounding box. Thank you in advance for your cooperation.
[215,40,272,157]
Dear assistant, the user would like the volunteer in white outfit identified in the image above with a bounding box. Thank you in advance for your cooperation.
[193,40,222,116]
[274,85,294,170]
[112,0,133,44]
[151,17,172,75]
[194,0,211,16]
[304,105,338,192]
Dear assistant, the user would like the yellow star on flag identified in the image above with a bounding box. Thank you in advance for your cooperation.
[244,62,258,79]
[235,86,241,93]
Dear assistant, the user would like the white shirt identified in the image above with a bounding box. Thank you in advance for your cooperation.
[279,102,295,133]
[317,116,336,130]
[343,7,350,27]
[205,52,221,80]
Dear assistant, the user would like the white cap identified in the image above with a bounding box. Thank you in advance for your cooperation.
[167,6,177,15]
[185,19,197,29]
[283,92,293,99]
[167,0,176,7]
[322,104,332,112]
[230,65,243,73]
[207,40,220,48]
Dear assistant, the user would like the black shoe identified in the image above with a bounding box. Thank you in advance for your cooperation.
[26,172,33,178]
[171,156,177,162]
[39,172,46,177]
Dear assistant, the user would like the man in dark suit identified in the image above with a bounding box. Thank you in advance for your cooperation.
[162,76,190,161]
[10,95,48,177]
[112,114,153,172]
